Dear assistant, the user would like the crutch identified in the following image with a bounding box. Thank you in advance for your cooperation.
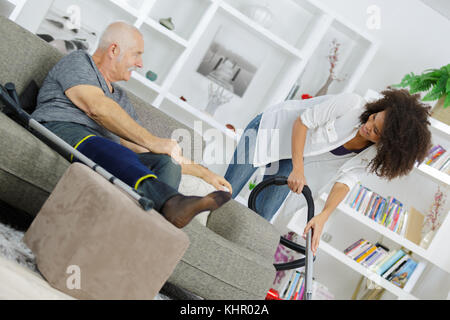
[248,176,315,300]
[0,82,154,211]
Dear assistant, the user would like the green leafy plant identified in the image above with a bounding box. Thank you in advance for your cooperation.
[394,63,450,108]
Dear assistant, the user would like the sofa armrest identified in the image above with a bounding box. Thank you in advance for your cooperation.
[206,200,280,259]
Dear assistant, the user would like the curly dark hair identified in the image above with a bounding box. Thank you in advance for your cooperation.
[359,88,432,180]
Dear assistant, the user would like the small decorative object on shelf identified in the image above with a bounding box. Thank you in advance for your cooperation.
[225,124,236,132]
[242,2,274,29]
[145,70,158,82]
[159,17,175,31]
[204,82,233,116]
[321,232,332,243]
[180,96,187,102]
[316,38,347,96]
[420,186,447,248]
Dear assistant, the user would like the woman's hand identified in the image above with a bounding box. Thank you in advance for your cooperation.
[287,169,307,194]
[303,212,328,256]
[203,170,233,193]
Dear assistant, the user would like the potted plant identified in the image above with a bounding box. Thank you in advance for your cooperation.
[394,63,450,124]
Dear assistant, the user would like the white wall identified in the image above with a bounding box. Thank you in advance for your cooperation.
[315,0,450,96]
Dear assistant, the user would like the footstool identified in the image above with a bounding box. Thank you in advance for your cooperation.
[24,163,190,300]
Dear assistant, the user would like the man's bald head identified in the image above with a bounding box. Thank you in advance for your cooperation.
[97,21,143,57]
[92,21,144,83]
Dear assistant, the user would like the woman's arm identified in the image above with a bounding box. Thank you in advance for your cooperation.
[303,182,350,255]
[287,116,308,194]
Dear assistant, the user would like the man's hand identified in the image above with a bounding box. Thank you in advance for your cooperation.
[302,212,328,256]
[287,169,307,194]
[155,138,183,163]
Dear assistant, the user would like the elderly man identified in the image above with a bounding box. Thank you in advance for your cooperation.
[31,21,232,228]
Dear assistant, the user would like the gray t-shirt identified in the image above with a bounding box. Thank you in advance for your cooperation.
[31,50,140,142]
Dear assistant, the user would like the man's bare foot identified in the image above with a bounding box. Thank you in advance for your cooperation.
[161,191,231,228]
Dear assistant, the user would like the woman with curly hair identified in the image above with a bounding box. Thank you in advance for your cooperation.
[224,89,432,254]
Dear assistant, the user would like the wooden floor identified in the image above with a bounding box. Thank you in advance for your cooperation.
[0,255,73,300]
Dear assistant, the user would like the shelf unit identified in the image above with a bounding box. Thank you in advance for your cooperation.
[10,0,378,144]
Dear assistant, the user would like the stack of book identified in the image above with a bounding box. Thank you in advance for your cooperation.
[345,183,408,235]
[423,144,450,173]
[279,271,306,300]
[343,239,425,290]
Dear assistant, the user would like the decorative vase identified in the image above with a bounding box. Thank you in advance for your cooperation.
[145,70,158,82]
[315,74,333,96]
[431,95,450,126]
[419,229,436,249]
[159,17,174,30]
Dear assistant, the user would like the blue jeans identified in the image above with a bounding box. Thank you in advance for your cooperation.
[42,121,181,211]
[224,114,292,221]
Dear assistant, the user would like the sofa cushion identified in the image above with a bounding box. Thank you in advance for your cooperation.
[0,17,62,98]
[168,219,276,300]
[207,200,280,260]
[0,112,69,215]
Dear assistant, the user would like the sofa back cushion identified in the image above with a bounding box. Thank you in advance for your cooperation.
[0,16,63,96]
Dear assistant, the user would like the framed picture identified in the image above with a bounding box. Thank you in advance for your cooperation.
[35,3,98,55]
[196,26,263,98]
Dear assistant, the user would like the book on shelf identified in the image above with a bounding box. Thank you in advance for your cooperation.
[369,249,396,273]
[293,274,305,300]
[347,241,372,260]
[425,145,446,166]
[346,183,412,235]
[382,254,409,279]
[280,270,306,300]
[404,207,425,245]
[377,249,406,276]
[344,238,365,255]
[403,260,426,292]
[355,244,377,263]
[343,240,423,290]
[287,271,301,300]
[387,257,418,287]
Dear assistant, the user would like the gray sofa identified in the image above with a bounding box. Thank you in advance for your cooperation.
[0,16,280,300]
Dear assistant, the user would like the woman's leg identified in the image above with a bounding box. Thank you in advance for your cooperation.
[253,159,293,221]
[224,114,262,198]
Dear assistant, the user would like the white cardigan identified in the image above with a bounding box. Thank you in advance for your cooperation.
[253,93,377,194]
